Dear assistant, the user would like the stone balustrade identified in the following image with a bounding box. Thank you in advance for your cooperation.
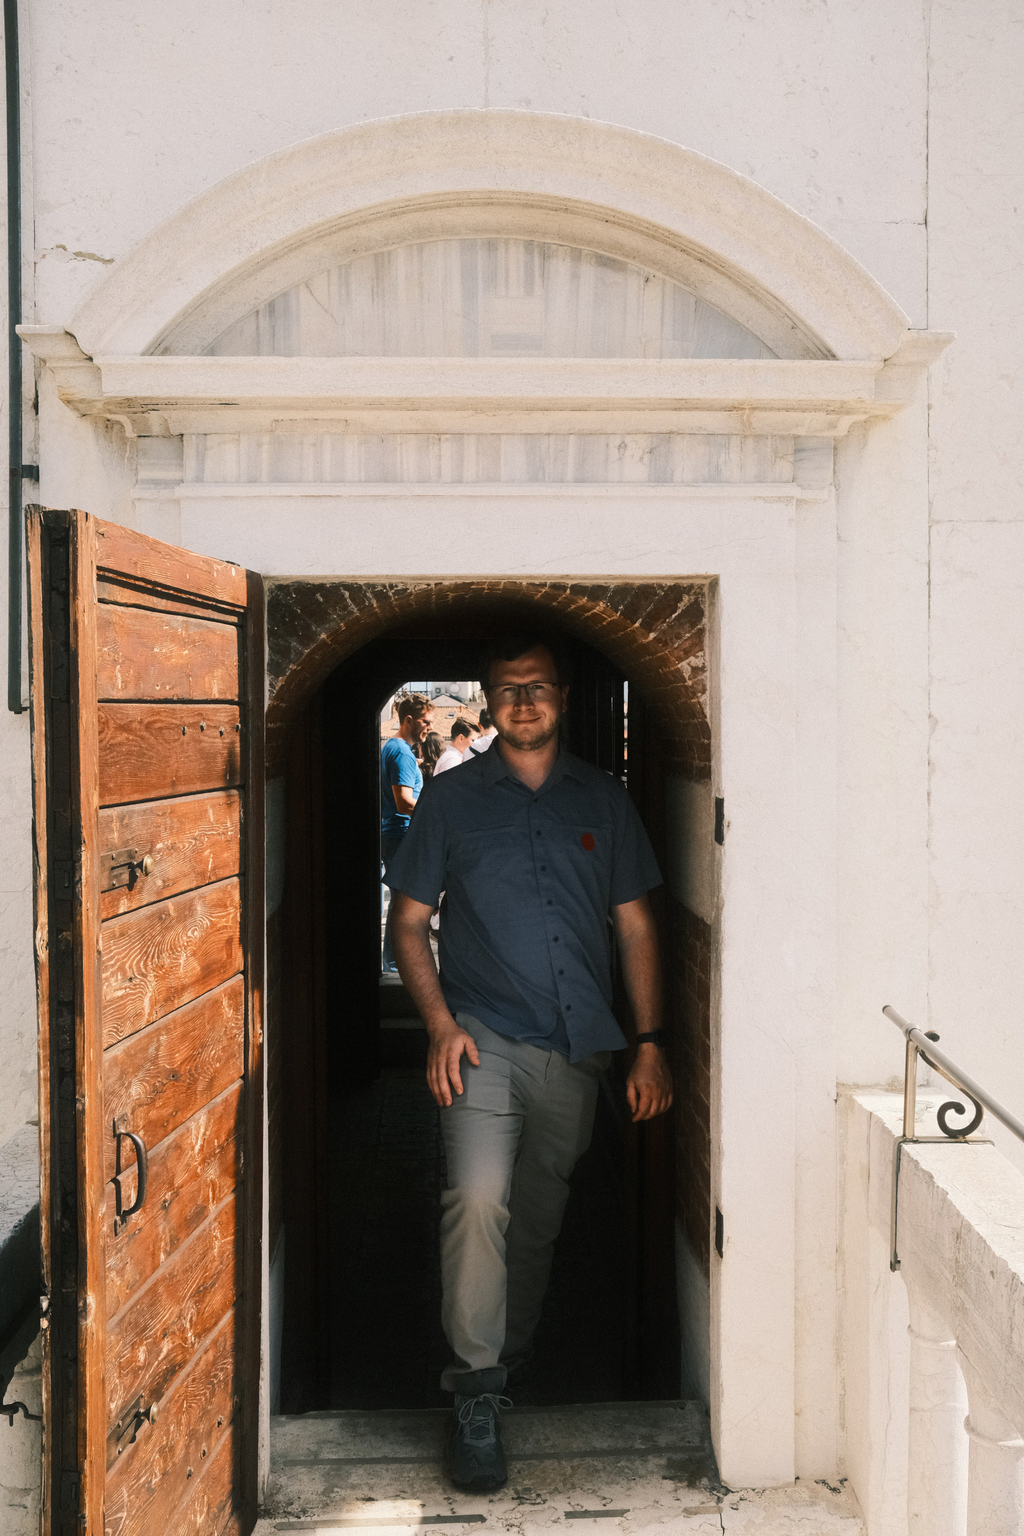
[842,1092,1024,1536]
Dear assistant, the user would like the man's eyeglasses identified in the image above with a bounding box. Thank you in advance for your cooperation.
[486,681,560,705]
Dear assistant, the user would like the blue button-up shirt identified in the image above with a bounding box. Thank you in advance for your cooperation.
[385,745,662,1061]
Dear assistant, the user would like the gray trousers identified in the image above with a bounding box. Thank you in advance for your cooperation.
[439,1013,609,1395]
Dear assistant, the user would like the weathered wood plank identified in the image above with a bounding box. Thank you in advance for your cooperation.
[99,790,242,920]
[101,880,242,1048]
[96,605,239,703]
[161,1428,236,1536]
[97,576,243,624]
[94,520,248,610]
[98,704,243,805]
[104,1087,240,1316]
[105,1312,234,1517]
[105,1196,237,1423]
[103,978,244,1178]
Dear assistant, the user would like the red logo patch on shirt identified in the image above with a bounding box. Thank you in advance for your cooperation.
[581,832,596,851]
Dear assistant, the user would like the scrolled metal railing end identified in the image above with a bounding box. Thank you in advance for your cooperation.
[884,1004,1024,1146]
[883,1002,1024,1271]
[936,1097,984,1139]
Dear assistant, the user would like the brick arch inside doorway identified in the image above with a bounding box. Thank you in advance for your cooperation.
[264,577,712,780]
[265,575,716,1404]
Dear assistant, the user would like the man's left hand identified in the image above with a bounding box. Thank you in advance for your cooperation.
[626,1045,674,1122]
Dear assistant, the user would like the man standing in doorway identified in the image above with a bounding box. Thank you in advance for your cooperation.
[380,692,434,972]
[389,635,672,1491]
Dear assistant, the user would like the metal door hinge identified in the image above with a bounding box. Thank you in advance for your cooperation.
[60,1470,80,1512]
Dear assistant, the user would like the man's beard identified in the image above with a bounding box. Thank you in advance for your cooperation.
[499,719,561,753]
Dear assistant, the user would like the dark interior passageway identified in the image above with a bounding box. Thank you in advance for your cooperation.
[273,607,681,1414]
[327,1063,630,1409]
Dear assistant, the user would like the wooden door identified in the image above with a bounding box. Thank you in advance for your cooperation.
[28,509,264,1536]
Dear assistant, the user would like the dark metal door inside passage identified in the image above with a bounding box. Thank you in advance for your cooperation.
[28,509,265,1536]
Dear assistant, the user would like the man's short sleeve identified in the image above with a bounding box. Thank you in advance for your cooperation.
[384,739,420,789]
[608,785,663,906]
[385,788,448,906]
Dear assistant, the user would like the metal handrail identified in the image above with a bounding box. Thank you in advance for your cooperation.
[884,1005,1024,1145]
[884,1005,1024,1271]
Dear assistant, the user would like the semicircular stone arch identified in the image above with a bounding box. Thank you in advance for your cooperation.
[70,112,908,361]
[265,576,712,778]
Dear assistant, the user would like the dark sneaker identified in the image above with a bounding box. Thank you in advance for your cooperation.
[444,1392,512,1491]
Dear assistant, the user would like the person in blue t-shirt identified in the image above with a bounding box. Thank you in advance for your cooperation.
[380,692,434,971]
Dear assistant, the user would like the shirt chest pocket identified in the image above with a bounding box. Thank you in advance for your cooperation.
[545,822,613,890]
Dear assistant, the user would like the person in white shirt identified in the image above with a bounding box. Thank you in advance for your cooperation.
[433,717,480,776]
[469,708,497,753]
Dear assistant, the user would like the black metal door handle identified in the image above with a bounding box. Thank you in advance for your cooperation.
[113,1124,148,1231]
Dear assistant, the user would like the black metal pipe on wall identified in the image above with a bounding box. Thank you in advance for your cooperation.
[5,0,32,715]
[5,0,23,713]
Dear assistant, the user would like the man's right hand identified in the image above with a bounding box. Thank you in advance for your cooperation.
[426,1022,481,1107]
[392,891,481,1107]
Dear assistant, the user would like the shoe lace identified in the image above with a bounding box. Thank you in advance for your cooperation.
[456,1393,513,1442]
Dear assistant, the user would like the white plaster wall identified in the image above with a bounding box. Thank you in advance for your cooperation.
[0,26,38,1145]
[926,1,1024,1172]
[834,389,930,1090]
[792,464,840,1478]
[2,0,1023,1502]
[26,0,927,327]
[0,1335,43,1535]
[838,1093,910,1536]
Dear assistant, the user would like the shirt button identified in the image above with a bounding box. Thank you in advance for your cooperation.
[540,865,546,871]
[547,899,553,906]
[565,1004,572,1012]
[553,936,559,942]
[536,830,542,837]
[558,969,564,975]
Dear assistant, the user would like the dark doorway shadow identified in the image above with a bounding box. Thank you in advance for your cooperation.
[326,1063,630,1409]
[277,612,679,1411]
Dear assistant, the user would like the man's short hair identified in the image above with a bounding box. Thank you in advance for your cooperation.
[480,633,571,690]
[396,692,432,724]
[478,708,492,730]
[451,718,475,741]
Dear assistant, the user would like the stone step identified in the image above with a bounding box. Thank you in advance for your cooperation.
[256,1401,865,1535]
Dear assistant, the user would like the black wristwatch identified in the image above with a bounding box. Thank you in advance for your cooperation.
[635,1030,668,1050]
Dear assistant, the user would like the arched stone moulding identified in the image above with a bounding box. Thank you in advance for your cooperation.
[264,575,711,778]
[67,111,909,363]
